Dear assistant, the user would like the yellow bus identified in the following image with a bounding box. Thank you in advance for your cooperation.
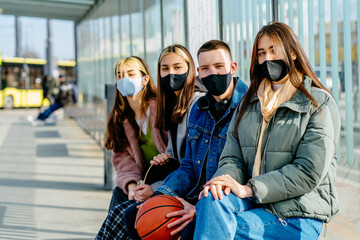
[0,57,76,109]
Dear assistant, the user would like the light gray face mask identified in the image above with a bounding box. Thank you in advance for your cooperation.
[116,76,144,96]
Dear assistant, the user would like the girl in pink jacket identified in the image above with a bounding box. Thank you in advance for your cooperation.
[104,56,168,209]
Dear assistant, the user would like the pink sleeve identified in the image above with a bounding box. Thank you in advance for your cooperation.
[112,148,142,194]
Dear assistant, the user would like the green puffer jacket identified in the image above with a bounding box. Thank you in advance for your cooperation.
[214,76,340,223]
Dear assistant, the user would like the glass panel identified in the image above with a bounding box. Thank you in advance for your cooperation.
[144,0,162,81]
[111,0,121,67]
[19,17,47,59]
[0,15,15,57]
[222,0,270,84]
[51,20,75,61]
[130,0,145,58]
[162,0,185,47]
[120,0,131,58]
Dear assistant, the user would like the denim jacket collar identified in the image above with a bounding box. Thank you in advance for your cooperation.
[230,77,248,109]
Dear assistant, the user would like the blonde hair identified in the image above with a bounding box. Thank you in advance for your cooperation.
[158,46,190,64]
[105,56,156,152]
[114,56,149,79]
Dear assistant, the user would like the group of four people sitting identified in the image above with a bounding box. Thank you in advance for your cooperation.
[96,22,340,240]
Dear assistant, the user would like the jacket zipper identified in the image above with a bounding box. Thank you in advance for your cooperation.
[270,204,288,226]
[255,114,263,151]
[261,115,276,175]
[261,112,288,226]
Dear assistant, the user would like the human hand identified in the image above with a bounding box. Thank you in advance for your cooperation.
[134,184,153,202]
[166,197,196,236]
[127,183,137,200]
[199,174,252,200]
[150,153,171,166]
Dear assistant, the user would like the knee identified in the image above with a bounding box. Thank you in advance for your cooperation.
[196,192,222,210]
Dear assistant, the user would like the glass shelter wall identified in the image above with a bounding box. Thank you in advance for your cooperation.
[77,1,359,238]
[220,1,360,238]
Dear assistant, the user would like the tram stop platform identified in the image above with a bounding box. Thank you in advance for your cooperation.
[0,109,111,239]
[0,108,359,239]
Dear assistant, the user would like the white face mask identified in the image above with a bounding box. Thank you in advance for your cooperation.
[116,76,145,96]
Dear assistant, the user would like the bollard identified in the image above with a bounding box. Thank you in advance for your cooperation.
[104,83,116,190]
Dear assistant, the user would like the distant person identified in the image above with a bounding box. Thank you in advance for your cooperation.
[40,75,57,107]
[37,74,77,121]
[194,22,341,240]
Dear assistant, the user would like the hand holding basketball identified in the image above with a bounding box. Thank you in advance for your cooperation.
[166,197,196,236]
[135,195,184,240]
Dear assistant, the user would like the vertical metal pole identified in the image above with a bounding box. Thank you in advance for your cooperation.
[239,0,245,81]
[104,83,116,190]
[234,0,240,71]
[330,0,340,163]
[297,0,304,46]
[15,16,21,57]
[218,0,223,41]
[271,0,278,21]
[245,0,251,82]
[266,0,271,24]
[141,0,147,59]
[23,63,30,109]
[252,0,257,41]
[118,0,122,59]
[279,0,284,22]
[183,0,189,48]
[330,0,339,104]
[308,0,314,68]
[160,0,164,50]
[129,0,133,55]
[288,0,294,28]
[343,0,354,167]
[319,0,326,86]
[46,19,53,78]
[74,22,78,84]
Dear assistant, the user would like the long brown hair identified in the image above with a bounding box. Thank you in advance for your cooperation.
[235,21,330,127]
[155,44,196,129]
[104,56,156,152]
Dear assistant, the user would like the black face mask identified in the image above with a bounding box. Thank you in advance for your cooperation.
[160,72,188,92]
[258,59,288,82]
[201,72,232,96]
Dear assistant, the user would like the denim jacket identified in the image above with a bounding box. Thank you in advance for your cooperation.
[157,77,248,201]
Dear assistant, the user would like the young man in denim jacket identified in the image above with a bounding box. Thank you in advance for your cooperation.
[124,40,248,239]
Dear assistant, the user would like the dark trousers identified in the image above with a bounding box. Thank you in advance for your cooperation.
[37,102,63,120]
[108,186,129,213]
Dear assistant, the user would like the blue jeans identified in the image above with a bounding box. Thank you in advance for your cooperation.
[37,102,63,120]
[194,193,323,240]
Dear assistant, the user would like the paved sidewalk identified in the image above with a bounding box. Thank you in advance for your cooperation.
[0,109,112,240]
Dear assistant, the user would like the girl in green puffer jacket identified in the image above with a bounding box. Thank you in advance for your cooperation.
[194,22,340,240]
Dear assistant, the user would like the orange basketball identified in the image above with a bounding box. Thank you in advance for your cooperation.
[135,195,184,240]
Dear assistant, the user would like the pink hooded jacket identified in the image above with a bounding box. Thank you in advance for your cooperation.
[111,99,168,194]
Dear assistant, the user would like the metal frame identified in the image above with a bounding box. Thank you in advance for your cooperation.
[0,0,97,22]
